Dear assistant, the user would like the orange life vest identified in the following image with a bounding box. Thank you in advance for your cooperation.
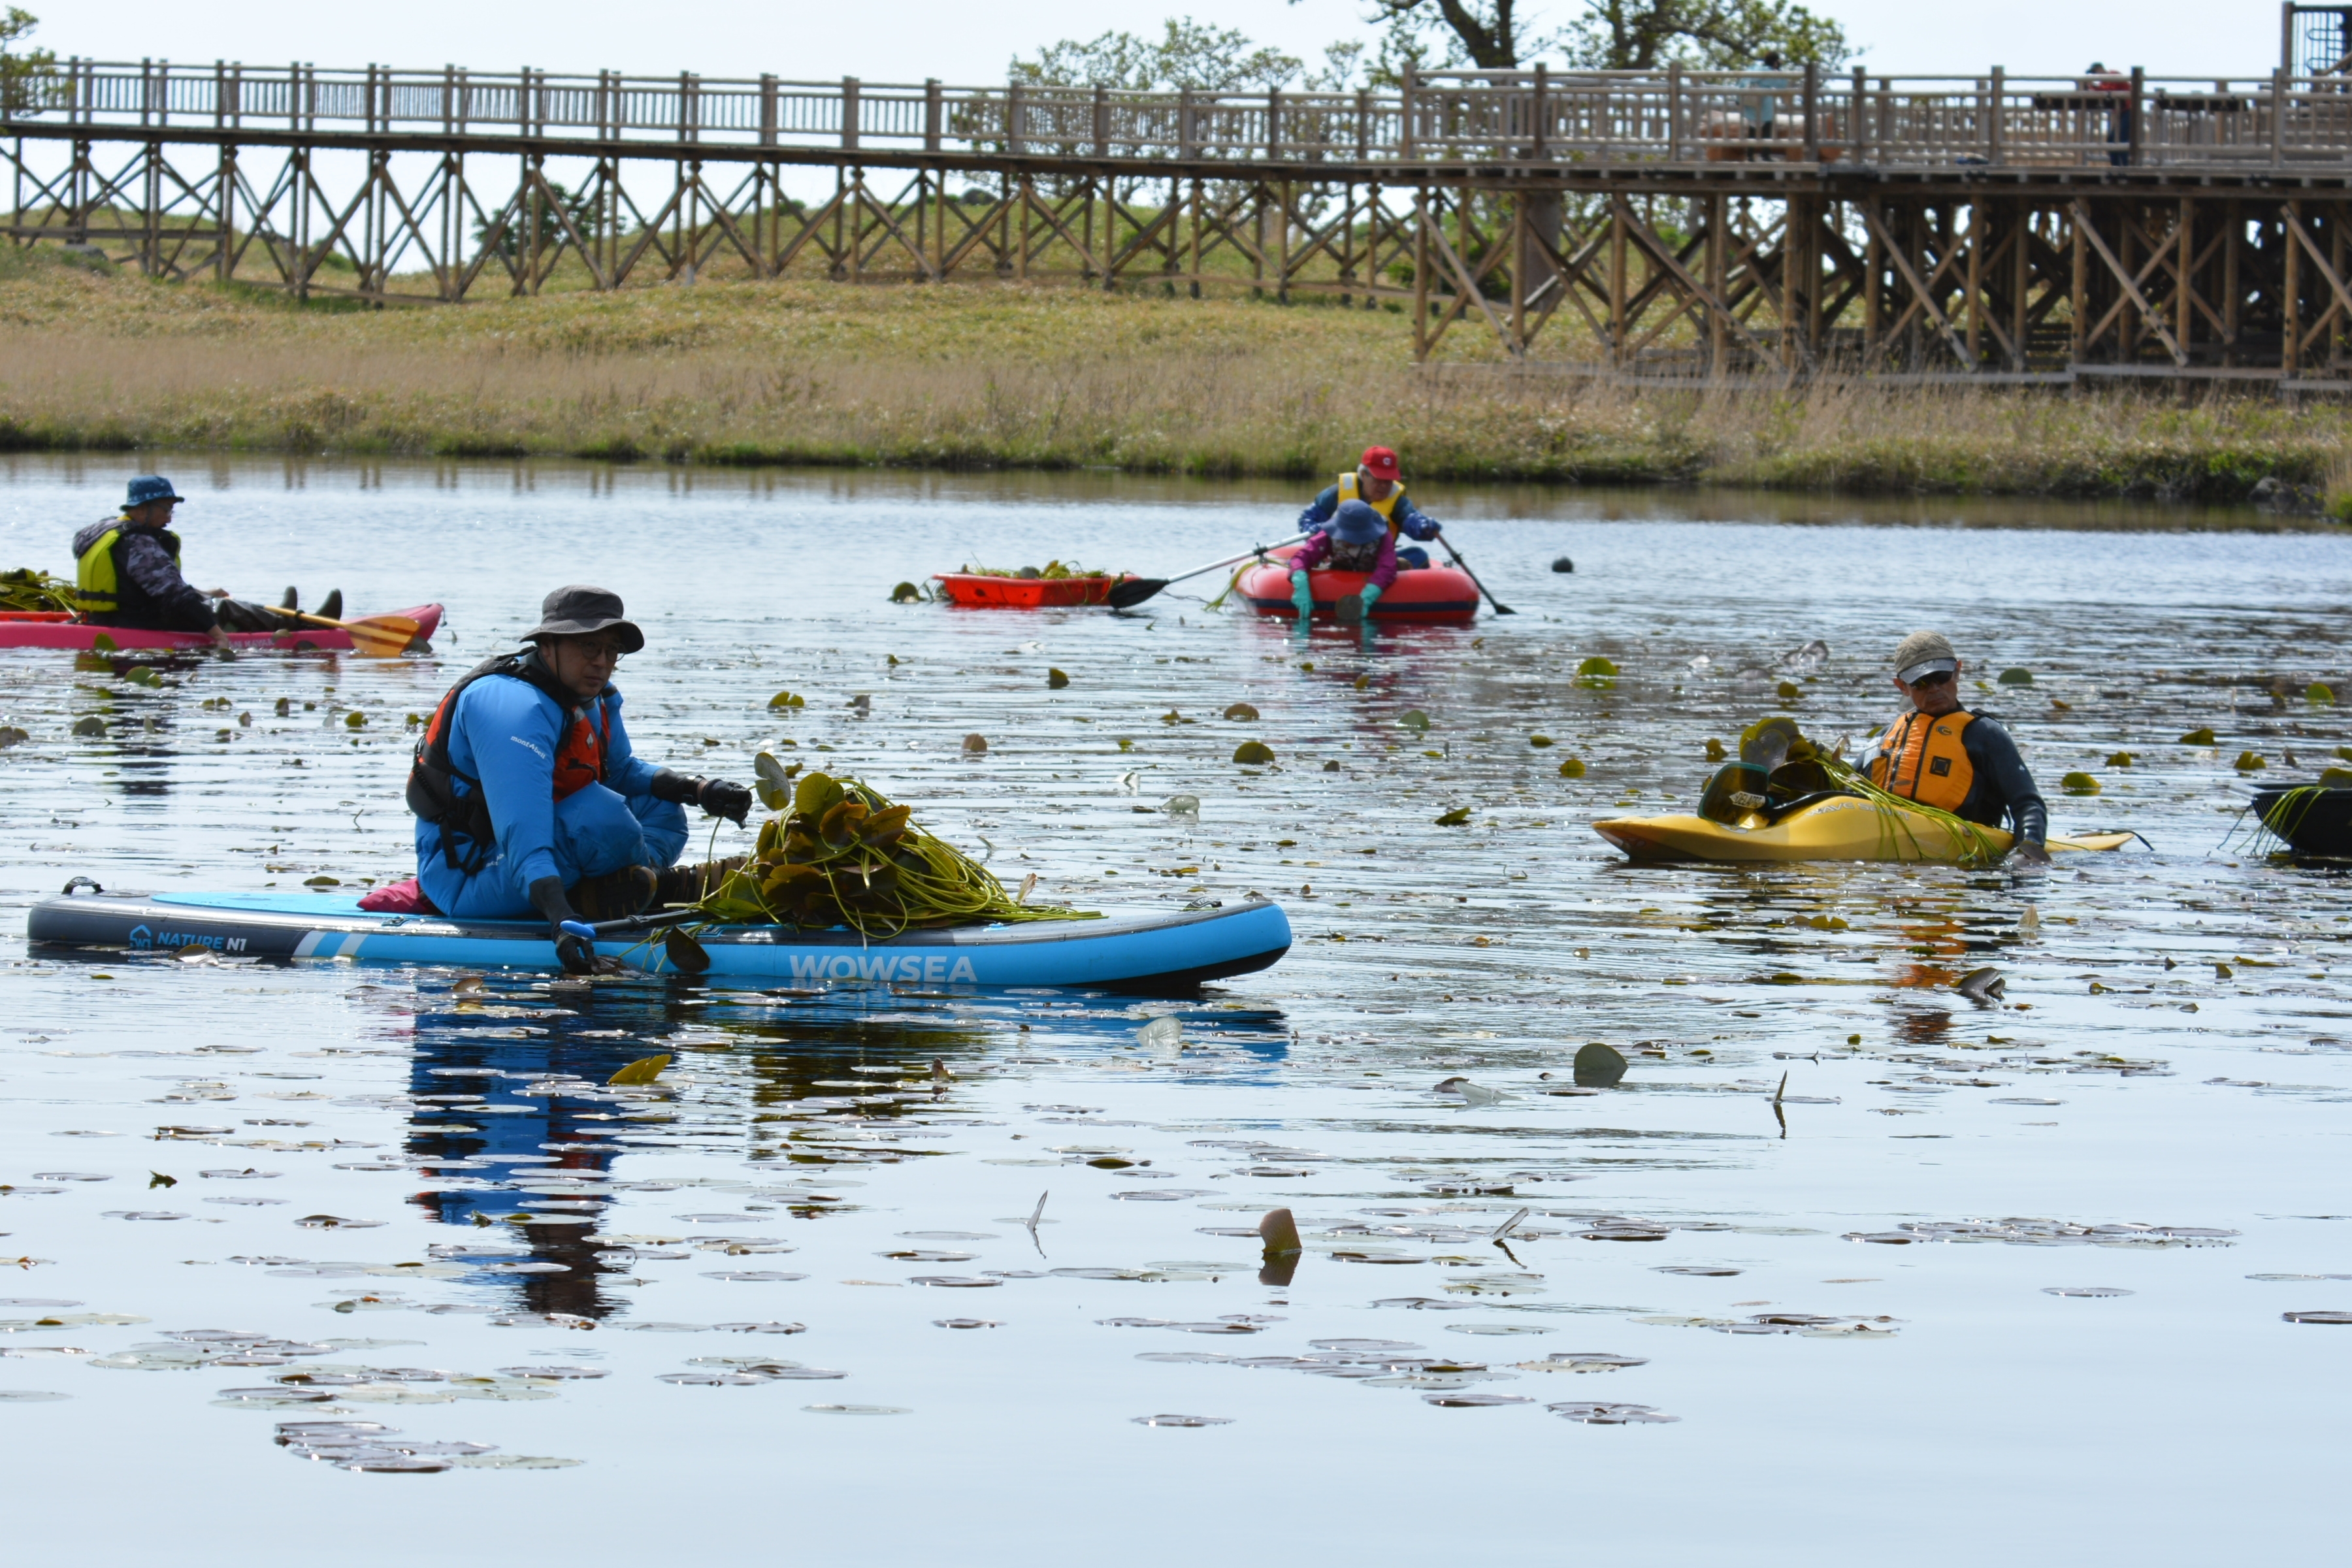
[1869,708,1976,812]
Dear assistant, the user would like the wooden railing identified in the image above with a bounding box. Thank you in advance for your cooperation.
[14,59,2352,171]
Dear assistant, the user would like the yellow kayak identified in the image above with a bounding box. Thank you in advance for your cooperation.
[1593,794,2136,864]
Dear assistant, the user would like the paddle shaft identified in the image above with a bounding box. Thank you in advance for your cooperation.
[1437,535,1515,615]
[1108,534,1308,608]
[561,908,706,941]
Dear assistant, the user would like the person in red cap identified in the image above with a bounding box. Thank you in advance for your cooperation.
[1297,446,1445,570]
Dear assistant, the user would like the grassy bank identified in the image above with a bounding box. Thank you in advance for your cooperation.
[4,245,2350,507]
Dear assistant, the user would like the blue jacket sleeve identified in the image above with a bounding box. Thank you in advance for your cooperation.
[452,676,568,891]
[1393,496,1443,540]
[119,531,216,631]
[1298,485,1341,532]
[596,690,663,798]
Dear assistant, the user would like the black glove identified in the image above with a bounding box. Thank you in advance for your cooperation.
[528,876,597,975]
[650,770,751,823]
[697,779,753,824]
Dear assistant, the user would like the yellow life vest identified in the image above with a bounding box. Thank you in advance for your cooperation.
[1336,470,1405,521]
[74,521,131,617]
[1868,709,1976,813]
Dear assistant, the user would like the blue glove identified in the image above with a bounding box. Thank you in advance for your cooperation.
[1289,569,1313,619]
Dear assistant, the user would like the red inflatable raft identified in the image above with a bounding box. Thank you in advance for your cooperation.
[0,603,443,653]
[931,572,1133,609]
[1235,545,1478,624]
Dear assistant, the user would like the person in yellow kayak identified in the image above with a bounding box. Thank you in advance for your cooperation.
[1860,630,2050,864]
[73,475,337,643]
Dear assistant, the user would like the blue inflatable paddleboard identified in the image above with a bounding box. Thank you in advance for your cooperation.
[24,887,1291,992]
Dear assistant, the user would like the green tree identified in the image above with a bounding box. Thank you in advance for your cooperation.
[1011,17,1369,93]
[1563,0,1851,69]
[1,8,56,116]
[1336,0,1850,71]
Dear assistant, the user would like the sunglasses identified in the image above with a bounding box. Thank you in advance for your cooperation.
[1907,669,1955,689]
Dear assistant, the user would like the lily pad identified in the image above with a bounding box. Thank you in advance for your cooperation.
[2061,772,2100,796]
[1233,742,1275,766]
[2179,727,2216,745]
[1558,758,1586,778]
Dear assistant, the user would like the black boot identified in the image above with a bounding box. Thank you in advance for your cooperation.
[571,866,656,922]
[655,856,745,908]
[317,589,343,621]
[280,587,299,611]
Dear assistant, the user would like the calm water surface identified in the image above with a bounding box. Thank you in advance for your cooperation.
[1,457,2347,1564]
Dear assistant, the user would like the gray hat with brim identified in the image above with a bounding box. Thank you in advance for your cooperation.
[1893,629,1958,684]
[525,584,644,653]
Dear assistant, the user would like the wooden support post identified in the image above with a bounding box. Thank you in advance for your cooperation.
[1852,67,1869,163]
[1966,198,1985,366]
[1862,196,1881,361]
[2223,197,2240,364]
[1706,192,1727,374]
[1188,176,1202,299]
[2012,198,2030,369]
[2285,199,2301,376]
[1413,187,1431,362]
[1803,63,1820,163]
[1509,193,1527,352]
[841,78,860,154]
[2178,197,2194,363]
[2071,200,2087,363]
[1667,62,1682,161]
[1988,67,2004,167]
[1016,173,1031,282]
[1610,190,1628,365]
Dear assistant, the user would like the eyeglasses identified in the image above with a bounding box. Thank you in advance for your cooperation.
[1908,669,1955,689]
[574,640,627,664]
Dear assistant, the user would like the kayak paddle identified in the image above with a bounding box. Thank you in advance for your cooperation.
[1105,534,1308,610]
[1437,536,1515,615]
[284,608,424,657]
[560,907,711,974]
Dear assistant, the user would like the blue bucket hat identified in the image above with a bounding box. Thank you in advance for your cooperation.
[125,476,186,508]
[1330,499,1386,547]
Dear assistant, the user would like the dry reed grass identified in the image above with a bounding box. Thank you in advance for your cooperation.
[3,246,2349,504]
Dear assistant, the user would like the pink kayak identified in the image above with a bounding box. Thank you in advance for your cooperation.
[0,603,443,653]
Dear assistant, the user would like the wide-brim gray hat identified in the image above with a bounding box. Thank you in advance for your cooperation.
[1893,629,1958,684]
[525,585,644,653]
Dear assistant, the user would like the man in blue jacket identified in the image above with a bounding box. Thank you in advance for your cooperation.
[407,585,753,972]
[1298,446,1444,569]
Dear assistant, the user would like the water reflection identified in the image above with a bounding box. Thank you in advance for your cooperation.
[399,977,1292,1320]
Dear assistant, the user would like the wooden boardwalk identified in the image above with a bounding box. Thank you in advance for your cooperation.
[12,57,2352,382]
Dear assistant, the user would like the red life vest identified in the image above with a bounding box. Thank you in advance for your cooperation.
[407,651,610,872]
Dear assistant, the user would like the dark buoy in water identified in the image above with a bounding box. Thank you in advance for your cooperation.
[1551,556,1575,574]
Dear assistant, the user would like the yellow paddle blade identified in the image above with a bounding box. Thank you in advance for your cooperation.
[340,615,422,658]
[608,1054,671,1086]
